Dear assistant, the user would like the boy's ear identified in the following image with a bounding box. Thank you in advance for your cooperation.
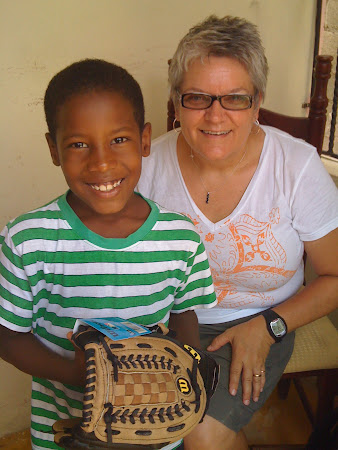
[45,133,61,166]
[141,122,152,158]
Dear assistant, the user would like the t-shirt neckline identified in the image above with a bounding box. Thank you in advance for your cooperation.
[171,128,269,228]
[58,191,159,249]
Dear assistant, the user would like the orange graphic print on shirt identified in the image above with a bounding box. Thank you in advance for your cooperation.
[188,208,296,309]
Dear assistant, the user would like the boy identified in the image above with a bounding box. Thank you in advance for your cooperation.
[0,59,217,450]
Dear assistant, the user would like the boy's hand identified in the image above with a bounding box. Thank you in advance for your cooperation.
[67,331,86,386]
[169,310,200,348]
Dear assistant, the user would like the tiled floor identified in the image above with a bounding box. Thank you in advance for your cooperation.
[0,428,31,450]
[0,379,318,449]
[244,380,314,446]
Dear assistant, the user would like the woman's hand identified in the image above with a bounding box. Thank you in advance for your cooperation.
[207,315,274,405]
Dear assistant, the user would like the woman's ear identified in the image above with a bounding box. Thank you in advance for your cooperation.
[141,123,152,157]
[174,104,180,122]
[45,133,61,166]
[254,93,263,120]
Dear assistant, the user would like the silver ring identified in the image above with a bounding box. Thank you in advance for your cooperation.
[261,370,266,374]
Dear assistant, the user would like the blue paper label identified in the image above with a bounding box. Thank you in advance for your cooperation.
[73,317,151,341]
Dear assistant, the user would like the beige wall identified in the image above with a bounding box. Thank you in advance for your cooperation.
[0,360,31,435]
[0,0,316,438]
[0,0,317,228]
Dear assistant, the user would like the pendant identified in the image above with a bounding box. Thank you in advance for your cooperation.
[206,192,210,204]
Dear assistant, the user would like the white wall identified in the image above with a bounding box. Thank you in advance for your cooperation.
[0,0,316,437]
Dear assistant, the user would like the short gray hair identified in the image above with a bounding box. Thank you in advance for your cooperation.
[169,15,268,107]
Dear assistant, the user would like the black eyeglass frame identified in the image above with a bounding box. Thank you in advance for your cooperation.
[179,93,254,111]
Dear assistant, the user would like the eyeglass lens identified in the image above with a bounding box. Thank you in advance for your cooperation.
[182,93,252,110]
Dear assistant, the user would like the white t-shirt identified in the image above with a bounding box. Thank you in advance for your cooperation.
[138,126,338,324]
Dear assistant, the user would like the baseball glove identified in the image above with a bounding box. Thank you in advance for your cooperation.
[53,324,219,449]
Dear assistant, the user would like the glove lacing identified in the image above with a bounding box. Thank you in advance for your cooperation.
[96,336,201,444]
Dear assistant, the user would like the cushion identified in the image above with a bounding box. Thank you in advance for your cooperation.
[284,315,338,373]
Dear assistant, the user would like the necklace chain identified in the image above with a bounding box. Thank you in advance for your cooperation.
[190,147,249,204]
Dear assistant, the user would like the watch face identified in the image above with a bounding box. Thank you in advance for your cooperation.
[270,318,287,337]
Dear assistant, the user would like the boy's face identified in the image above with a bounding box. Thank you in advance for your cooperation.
[46,90,151,223]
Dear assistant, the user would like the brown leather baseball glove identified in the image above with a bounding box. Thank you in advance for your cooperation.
[53,324,219,449]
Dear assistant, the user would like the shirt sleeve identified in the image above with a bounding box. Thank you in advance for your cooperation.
[290,149,338,241]
[0,225,33,332]
[171,235,217,312]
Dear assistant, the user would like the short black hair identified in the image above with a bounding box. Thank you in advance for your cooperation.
[44,59,145,140]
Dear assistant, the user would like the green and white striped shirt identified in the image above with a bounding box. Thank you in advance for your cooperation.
[0,192,216,449]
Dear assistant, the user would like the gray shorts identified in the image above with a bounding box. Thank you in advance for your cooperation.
[199,315,295,432]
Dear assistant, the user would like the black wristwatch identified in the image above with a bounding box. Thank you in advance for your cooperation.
[262,309,287,343]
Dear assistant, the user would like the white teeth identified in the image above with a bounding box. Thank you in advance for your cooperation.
[203,130,230,135]
[91,180,122,192]
[113,180,122,188]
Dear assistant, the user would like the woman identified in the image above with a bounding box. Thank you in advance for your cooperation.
[138,15,338,450]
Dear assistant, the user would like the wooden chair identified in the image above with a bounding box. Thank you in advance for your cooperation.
[167,55,337,447]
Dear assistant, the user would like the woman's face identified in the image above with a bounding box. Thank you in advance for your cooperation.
[176,56,261,162]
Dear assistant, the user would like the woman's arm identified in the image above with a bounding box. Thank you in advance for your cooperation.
[169,310,201,348]
[273,228,338,328]
[208,228,338,405]
[0,325,86,386]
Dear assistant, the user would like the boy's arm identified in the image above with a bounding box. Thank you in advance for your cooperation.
[0,325,86,386]
[168,310,201,348]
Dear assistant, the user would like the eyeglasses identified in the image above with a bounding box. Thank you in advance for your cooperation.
[180,92,253,111]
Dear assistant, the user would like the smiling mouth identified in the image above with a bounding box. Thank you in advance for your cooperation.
[201,130,231,136]
[89,179,123,192]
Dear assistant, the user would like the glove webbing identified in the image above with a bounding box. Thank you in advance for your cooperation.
[95,336,201,445]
